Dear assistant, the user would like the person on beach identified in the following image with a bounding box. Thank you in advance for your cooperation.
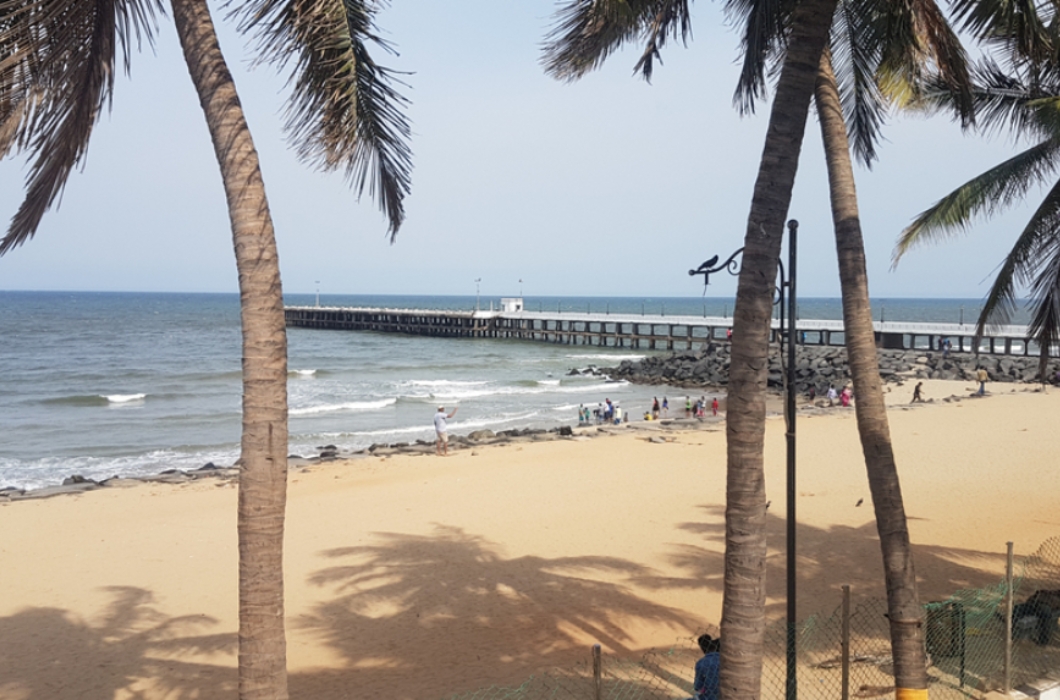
[976,366,989,395]
[662,396,669,416]
[687,633,721,700]
[652,397,661,419]
[808,385,817,403]
[911,382,924,403]
[826,385,837,406]
[840,386,851,408]
[711,397,719,416]
[434,406,458,456]
[685,396,692,417]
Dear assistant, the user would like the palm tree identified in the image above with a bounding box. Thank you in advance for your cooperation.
[545,2,838,695]
[544,0,971,694]
[895,47,1060,378]
[0,1,411,698]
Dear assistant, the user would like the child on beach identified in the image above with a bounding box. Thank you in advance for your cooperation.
[688,634,721,700]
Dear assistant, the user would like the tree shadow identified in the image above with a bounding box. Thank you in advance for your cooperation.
[656,505,1014,613]
[0,586,235,700]
[289,524,697,699]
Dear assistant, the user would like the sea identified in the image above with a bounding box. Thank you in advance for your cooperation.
[0,291,1022,490]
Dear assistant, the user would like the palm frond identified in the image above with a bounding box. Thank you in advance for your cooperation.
[238,0,412,238]
[972,179,1060,375]
[950,0,1052,65]
[632,0,693,82]
[542,0,692,83]
[726,0,792,113]
[893,138,1060,263]
[829,0,885,164]
[872,0,973,124]
[0,0,161,255]
[1025,245,1060,377]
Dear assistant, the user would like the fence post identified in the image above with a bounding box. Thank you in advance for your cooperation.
[841,585,851,700]
[593,644,602,700]
[1004,541,1014,694]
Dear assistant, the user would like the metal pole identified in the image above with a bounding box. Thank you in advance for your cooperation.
[592,644,603,700]
[786,219,799,700]
[1004,541,1014,693]
[841,585,851,700]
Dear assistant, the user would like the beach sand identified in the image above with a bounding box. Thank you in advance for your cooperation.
[0,379,1056,699]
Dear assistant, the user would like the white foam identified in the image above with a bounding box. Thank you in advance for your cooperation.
[290,398,397,416]
[291,369,317,376]
[104,393,146,403]
[566,353,647,361]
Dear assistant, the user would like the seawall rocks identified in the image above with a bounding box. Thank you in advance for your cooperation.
[602,342,1060,393]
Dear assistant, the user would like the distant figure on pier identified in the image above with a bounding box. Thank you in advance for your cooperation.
[726,328,732,341]
[943,338,952,357]
[911,382,924,403]
[434,406,458,456]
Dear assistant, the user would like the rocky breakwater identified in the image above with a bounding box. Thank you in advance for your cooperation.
[597,342,1059,393]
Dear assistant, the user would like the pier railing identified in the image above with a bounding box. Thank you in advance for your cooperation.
[284,306,1039,356]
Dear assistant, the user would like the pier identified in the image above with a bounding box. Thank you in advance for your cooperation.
[284,304,1040,356]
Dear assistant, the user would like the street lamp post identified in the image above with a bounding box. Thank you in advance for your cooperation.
[689,219,799,700]
[475,278,482,312]
[315,281,320,308]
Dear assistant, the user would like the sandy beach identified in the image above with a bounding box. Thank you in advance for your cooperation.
[0,378,1056,699]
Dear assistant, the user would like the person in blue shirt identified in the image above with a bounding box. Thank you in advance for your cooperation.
[690,633,720,700]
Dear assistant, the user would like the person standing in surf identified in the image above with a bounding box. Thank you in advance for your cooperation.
[434,406,458,456]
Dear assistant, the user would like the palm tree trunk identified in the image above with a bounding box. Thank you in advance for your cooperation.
[722,0,837,695]
[170,1,289,698]
[814,51,928,697]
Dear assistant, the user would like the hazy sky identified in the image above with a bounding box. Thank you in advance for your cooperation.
[0,1,1040,299]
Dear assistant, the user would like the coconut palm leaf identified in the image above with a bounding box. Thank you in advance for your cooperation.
[541,0,692,83]
[726,0,791,112]
[0,0,161,254]
[968,179,1060,373]
[829,0,886,163]
[237,0,412,238]
[894,138,1060,259]
[950,0,1052,64]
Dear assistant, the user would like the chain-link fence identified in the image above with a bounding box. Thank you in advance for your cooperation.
[442,536,1060,700]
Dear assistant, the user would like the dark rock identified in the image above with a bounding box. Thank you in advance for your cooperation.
[558,425,574,436]
[62,474,98,485]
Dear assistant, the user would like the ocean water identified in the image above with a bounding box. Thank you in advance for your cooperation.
[0,291,1020,490]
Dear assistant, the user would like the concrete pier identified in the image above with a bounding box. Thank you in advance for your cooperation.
[284,306,1040,356]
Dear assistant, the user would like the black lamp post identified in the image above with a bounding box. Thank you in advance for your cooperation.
[689,219,799,700]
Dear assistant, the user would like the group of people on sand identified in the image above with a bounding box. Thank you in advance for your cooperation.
[578,399,628,425]
[807,384,853,407]
[683,395,720,419]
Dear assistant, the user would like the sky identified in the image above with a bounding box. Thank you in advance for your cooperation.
[0,0,1042,300]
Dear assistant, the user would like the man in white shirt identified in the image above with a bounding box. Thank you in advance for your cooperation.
[434,406,458,456]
